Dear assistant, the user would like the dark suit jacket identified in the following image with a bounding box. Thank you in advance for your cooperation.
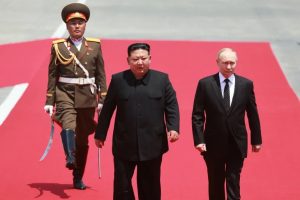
[95,69,180,161]
[192,73,262,158]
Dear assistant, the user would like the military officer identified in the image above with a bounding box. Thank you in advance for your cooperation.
[44,2,107,190]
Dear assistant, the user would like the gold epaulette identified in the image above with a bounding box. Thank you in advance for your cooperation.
[52,39,66,44]
[86,37,101,43]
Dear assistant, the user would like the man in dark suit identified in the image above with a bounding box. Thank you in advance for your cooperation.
[44,3,107,190]
[192,48,262,200]
[95,43,180,200]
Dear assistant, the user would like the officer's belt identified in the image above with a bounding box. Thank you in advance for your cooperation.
[58,77,95,85]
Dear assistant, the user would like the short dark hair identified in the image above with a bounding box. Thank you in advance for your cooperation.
[127,43,150,56]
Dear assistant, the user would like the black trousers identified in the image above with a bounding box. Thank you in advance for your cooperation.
[204,137,244,200]
[113,156,162,200]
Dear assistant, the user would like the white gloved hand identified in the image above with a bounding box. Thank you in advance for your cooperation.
[44,105,54,117]
[97,103,103,114]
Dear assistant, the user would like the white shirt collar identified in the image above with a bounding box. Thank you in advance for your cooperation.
[70,37,83,43]
[219,72,235,84]
[70,37,83,50]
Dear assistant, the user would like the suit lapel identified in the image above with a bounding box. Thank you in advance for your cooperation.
[229,75,241,113]
[67,38,78,55]
[77,38,88,60]
[211,74,226,111]
[67,38,88,60]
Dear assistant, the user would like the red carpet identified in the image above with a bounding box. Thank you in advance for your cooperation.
[0,39,299,199]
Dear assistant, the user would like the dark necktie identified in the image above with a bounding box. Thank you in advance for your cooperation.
[224,79,230,111]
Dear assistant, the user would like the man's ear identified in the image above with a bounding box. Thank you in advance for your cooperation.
[127,57,130,64]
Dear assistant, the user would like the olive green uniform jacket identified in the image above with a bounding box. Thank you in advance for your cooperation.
[45,37,107,107]
[45,37,107,128]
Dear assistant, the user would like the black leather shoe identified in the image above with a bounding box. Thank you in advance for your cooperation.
[73,179,86,190]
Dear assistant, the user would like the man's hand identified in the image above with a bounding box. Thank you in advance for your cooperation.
[44,105,54,117]
[195,143,207,152]
[95,139,105,148]
[252,145,261,152]
[167,130,179,143]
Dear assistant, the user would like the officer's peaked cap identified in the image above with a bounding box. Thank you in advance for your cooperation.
[61,3,90,23]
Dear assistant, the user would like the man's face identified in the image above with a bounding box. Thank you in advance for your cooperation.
[127,49,151,79]
[217,51,237,78]
[66,18,86,39]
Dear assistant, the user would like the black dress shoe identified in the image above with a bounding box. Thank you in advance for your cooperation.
[73,179,86,190]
